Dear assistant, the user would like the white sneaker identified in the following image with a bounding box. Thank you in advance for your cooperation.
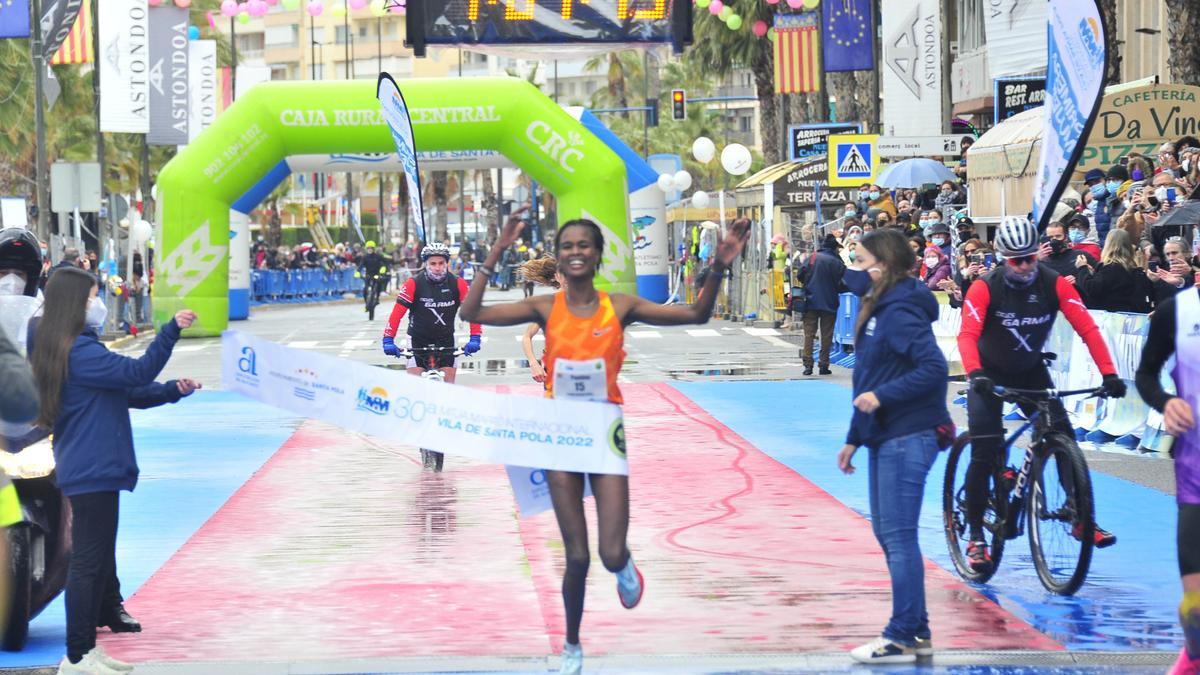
[56,652,123,675]
[849,636,916,664]
[89,646,134,672]
[915,636,933,657]
[559,642,582,675]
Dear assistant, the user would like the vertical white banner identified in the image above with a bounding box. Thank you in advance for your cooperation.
[187,39,217,142]
[98,0,150,133]
[881,0,943,137]
[628,185,667,277]
[984,0,1048,79]
[234,64,272,99]
[1033,0,1107,227]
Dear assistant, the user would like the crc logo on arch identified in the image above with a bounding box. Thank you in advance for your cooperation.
[526,121,584,173]
[356,386,390,415]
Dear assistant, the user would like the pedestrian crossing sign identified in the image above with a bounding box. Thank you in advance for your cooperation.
[827,134,880,187]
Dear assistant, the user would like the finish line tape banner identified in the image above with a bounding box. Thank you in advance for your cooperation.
[222,331,628,481]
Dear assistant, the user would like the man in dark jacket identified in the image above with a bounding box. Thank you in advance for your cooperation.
[1038,221,1097,302]
[797,234,846,375]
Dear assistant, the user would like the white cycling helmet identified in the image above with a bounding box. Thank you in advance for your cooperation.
[420,242,451,261]
[994,216,1039,257]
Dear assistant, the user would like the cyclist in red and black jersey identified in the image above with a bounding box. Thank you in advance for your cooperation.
[957,216,1126,572]
[381,242,482,382]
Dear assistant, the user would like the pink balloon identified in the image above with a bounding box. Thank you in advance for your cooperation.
[174,0,191,7]
[766,0,779,4]
[752,19,768,36]
[708,0,723,15]
[785,0,802,7]
[306,0,323,14]
[147,0,162,5]
[220,0,238,15]
[349,0,368,8]
[264,0,278,5]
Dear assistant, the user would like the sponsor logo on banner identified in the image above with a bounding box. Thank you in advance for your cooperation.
[99,0,150,133]
[187,40,217,142]
[147,5,189,146]
[235,346,259,387]
[881,0,942,137]
[356,387,391,415]
[376,74,427,243]
[410,106,500,125]
[525,121,585,174]
[609,420,626,459]
[156,220,225,300]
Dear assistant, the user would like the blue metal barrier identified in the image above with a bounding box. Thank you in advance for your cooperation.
[249,267,363,306]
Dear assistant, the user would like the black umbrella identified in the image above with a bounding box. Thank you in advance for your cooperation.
[1154,200,1200,229]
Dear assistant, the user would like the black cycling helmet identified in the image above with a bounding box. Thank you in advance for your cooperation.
[0,228,42,297]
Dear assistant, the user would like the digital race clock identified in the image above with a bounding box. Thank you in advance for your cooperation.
[406,0,692,56]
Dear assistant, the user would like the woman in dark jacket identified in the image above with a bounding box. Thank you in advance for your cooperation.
[1076,228,1154,313]
[837,229,951,665]
[31,267,200,675]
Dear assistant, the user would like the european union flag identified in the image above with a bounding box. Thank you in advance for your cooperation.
[0,0,31,39]
[822,0,874,73]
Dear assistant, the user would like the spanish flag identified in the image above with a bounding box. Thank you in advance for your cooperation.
[49,1,92,65]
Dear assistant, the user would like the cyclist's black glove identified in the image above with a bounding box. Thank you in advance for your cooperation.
[968,370,995,396]
[1101,374,1127,399]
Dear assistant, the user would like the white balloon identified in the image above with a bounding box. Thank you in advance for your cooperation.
[691,191,710,209]
[692,136,716,164]
[672,170,693,191]
[720,143,753,176]
[656,173,675,192]
[131,219,153,244]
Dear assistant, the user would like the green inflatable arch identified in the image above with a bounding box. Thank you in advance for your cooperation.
[154,77,634,336]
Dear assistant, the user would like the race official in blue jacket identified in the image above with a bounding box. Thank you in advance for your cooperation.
[836,229,951,665]
[30,267,200,674]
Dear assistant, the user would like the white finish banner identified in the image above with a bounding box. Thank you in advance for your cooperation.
[881,0,943,137]
[221,330,629,476]
[187,39,217,143]
[984,0,1048,80]
[98,0,149,133]
[628,184,667,277]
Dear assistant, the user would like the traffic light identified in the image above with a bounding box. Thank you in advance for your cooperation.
[671,89,686,121]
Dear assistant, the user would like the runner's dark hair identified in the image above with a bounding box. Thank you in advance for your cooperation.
[519,256,559,287]
[855,228,915,335]
[555,219,605,270]
[32,267,96,428]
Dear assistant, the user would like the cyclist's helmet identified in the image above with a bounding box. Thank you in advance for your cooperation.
[365,240,377,249]
[0,227,43,297]
[421,242,451,262]
[994,216,1039,257]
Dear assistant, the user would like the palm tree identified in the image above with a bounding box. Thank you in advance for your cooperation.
[585,50,644,117]
[1168,4,1200,85]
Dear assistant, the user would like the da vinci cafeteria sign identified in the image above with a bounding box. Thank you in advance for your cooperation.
[1077,83,1200,174]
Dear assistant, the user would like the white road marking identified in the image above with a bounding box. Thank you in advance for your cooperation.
[742,327,781,336]
[172,344,209,353]
[758,335,795,349]
[515,334,545,342]
[286,341,319,348]
[341,339,374,349]
[628,330,662,339]
[686,329,721,337]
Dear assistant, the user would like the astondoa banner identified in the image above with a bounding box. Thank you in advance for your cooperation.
[376,73,427,243]
[98,0,150,133]
[881,0,943,137]
[147,5,189,146]
[1032,0,1107,229]
[984,0,1047,79]
[221,330,628,477]
[40,0,85,60]
[187,39,217,142]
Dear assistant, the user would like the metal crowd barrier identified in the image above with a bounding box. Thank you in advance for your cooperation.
[250,268,365,305]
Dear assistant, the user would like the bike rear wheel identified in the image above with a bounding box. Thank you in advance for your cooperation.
[366,280,379,321]
[1027,433,1095,595]
[943,432,1008,583]
[420,449,444,472]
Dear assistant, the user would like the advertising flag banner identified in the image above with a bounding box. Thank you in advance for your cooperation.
[880,0,943,137]
[376,73,428,243]
[1033,0,1107,228]
[40,0,84,59]
[49,0,91,64]
[99,0,150,133]
[773,12,821,94]
[984,0,1048,79]
[822,0,874,72]
[148,5,189,146]
[187,39,217,142]
[0,0,31,39]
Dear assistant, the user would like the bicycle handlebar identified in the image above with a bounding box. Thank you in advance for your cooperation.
[993,385,1107,400]
[395,346,467,359]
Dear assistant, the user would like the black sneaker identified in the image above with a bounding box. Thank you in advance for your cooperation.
[966,540,992,573]
[802,366,813,376]
[819,367,833,375]
[850,637,915,664]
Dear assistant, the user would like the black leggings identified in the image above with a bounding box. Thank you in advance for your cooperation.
[965,367,1075,539]
[1181,504,1200,577]
[546,471,631,646]
[66,491,119,662]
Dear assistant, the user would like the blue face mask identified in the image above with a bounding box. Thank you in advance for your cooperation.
[845,209,856,217]
[869,191,881,200]
[1105,180,1122,194]
[933,236,947,247]
[1089,183,1107,198]
[843,267,876,296]
[1069,229,1086,243]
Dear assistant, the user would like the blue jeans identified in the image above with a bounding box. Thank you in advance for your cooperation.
[868,429,939,645]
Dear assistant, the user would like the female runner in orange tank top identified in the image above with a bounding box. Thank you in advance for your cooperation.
[462,209,750,675]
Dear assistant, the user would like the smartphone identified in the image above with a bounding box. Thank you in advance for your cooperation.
[984,253,995,267]
[1167,187,1178,203]
[1118,156,1130,166]
[1149,260,1160,272]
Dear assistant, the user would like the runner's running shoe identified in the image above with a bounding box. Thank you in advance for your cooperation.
[616,558,644,609]
[559,642,582,675]
[849,637,916,664]
[1072,522,1117,548]
[967,540,992,573]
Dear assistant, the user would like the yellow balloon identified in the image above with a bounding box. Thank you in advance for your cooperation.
[802,0,819,8]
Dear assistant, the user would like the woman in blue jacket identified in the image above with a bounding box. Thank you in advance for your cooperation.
[30,267,199,675]
[837,229,951,665]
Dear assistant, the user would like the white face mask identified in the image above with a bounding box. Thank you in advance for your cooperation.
[85,296,107,332]
[0,273,24,297]
[924,256,940,268]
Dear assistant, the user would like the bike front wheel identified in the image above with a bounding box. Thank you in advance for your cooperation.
[942,432,1008,584]
[1027,433,1095,595]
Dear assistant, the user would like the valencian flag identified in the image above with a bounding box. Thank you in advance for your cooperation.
[822,0,874,72]
[49,0,92,64]
[774,12,821,94]
[0,0,31,39]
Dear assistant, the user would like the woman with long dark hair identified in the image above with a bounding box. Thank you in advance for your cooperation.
[837,228,951,664]
[461,211,749,675]
[32,267,199,675]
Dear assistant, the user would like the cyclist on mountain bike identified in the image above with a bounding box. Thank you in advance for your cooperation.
[381,242,482,383]
[360,241,389,310]
[958,216,1126,573]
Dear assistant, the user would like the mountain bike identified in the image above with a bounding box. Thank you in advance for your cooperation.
[363,273,383,321]
[395,345,465,472]
[943,385,1109,595]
